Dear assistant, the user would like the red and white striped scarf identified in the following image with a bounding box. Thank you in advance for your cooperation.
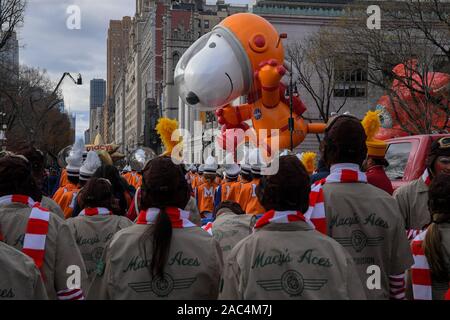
[305,163,367,234]
[254,210,306,229]
[202,222,213,235]
[0,195,50,270]
[421,169,431,187]
[411,229,432,300]
[137,207,196,228]
[79,207,111,217]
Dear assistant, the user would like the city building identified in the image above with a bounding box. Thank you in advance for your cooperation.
[0,31,19,75]
[104,17,132,143]
[89,79,106,143]
[114,71,126,152]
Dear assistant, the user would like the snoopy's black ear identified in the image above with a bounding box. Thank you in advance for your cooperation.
[249,34,267,53]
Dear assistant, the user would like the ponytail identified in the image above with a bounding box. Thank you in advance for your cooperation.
[150,208,173,278]
[424,215,449,282]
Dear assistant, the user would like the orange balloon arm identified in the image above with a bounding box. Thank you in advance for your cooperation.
[307,123,326,134]
[216,103,252,127]
[257,59,287,108]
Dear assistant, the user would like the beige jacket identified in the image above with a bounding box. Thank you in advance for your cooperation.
[394,179,431,230]
[322,183,414,299]
[0,241,48,300]
[87,224,223,300]
[211,209,256,262]
[66,215,133,283]
[41,196,65,219]
[219,221,366,300]
[0,203,88,299]
[185,196,202,227]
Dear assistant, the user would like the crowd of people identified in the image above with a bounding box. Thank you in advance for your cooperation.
[0,114,449,300]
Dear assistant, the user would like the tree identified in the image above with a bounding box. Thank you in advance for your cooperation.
[0,0,25,53]
[321,0,450,134]
[0,65,73,158]
[287,30,349,124]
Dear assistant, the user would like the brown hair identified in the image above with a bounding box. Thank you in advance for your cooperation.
[139,156,190,278]
[257,155,310,213]
[77,178,121,215]
[323,116,367,166]
[0,155,42,202]
[424,173,450,282]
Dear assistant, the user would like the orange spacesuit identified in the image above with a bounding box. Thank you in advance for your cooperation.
[175,13,326,157]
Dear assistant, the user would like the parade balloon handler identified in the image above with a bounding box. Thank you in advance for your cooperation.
[395,136,450,240]
[66,178,133,285]
[407,173,450,300]
[219,155,366,299]
[0,232,49,299]
[13,146,65,219]
[305,114,413,299]
[175,13,326,158]
[87,156,223,300]
[361,110,393,195]
[203,201,256,262]
[0,154,88,300]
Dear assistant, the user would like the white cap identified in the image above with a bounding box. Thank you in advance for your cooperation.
[66,139,84,177]
[249,148,266,175]
[203,156,218,174]
[79,151,101,181]
[225,164,240,179]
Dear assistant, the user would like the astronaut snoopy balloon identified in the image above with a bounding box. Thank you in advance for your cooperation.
[175,13,325,154]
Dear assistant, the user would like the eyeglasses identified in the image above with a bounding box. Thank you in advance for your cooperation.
[437,137,450,149]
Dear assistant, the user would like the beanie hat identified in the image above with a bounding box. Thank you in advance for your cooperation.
[79,151,101,181]
[66,139,84,177]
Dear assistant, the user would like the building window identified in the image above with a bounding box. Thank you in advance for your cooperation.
[204,20,209,29]
[333,55,368,98]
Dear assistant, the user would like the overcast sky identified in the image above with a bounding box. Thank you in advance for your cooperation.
[18,0,251,142]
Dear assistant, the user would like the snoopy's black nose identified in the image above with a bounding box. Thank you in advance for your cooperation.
[186,91,200,105]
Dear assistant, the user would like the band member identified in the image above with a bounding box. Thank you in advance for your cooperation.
[407,173,450,300]
[220,155,366,299]
[59,151,101,219]
[66,178,133,283]
[395,137,450,240]
[53,143,83,213]
[306,115,413,300]
[0,155,88,300]
[238,151,265,216]
[88,156,223,299]
[206,201,256,262]
[214,164,241,208]
[196,157,218,218]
